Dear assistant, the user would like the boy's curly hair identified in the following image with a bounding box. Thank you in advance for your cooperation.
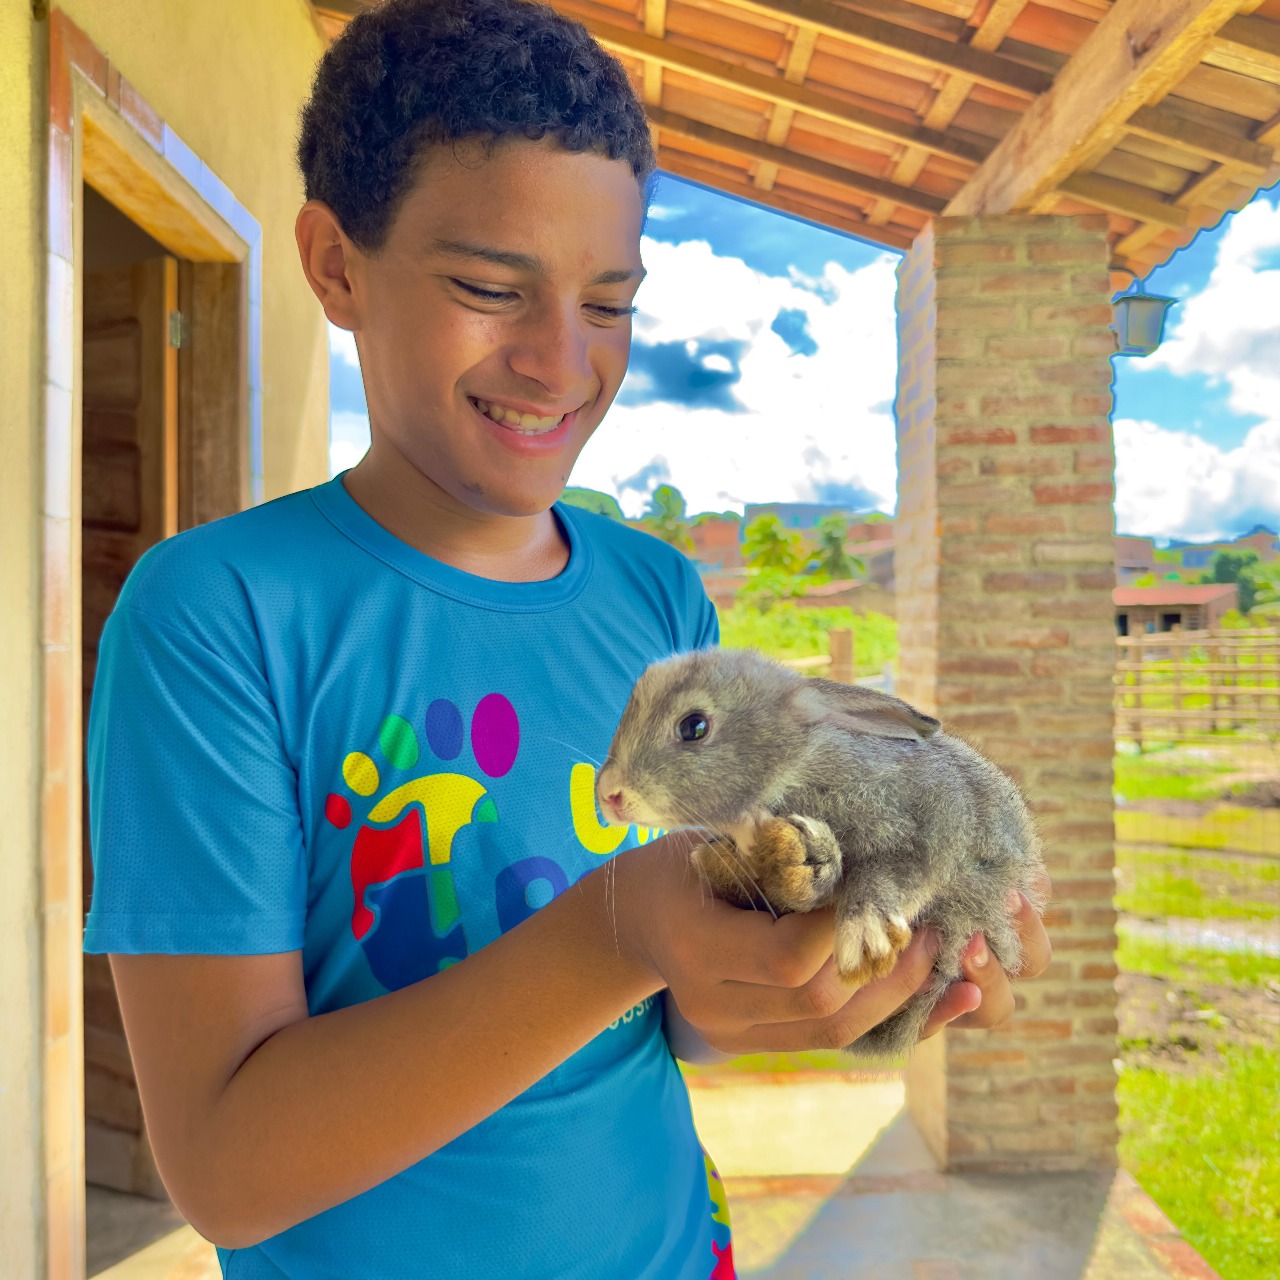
[298,0,655,250]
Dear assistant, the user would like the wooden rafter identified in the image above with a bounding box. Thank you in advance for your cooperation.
[1206,14,1280,79]
[1113,107,1280,266]
[946,0,1253,218]
[649,106,947,213]
[755,26,818,191]
[642,0,666,106]
[1058,173,1189,229]
[308,0,1280,272]
[1127,104,1273,173]
[724,0,1052,97]
[659,151,915,249]
[584,17,988,165]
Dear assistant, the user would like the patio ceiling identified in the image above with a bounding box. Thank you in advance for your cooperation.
[310,0,1280,279]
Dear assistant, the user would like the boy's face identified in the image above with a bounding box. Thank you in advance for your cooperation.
[336,138,645,518]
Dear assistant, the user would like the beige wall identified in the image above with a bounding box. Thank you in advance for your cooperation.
[0,0,44,1273]
[1,1,328,1269]
[59,0,330,498]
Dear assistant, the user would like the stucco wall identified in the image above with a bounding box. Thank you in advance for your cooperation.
[0,2,329,1269]
[60,0,330,498]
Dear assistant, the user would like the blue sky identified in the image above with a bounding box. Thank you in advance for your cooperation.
[329,174,1280,543]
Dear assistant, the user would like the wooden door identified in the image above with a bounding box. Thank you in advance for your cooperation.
[82,256,179,1198]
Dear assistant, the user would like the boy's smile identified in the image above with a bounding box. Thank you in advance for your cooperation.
[298,137,646,575]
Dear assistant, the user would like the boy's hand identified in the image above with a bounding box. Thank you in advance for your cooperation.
[611,833,943,1054]
[919,882,1054,1039]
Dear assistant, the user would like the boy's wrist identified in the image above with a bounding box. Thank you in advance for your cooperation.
[573,851,666,1004]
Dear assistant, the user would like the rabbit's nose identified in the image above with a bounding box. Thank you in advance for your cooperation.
[605,791,624,813]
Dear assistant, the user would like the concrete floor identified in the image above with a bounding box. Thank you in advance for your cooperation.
[86,1075,1219,1279]
[687,1073,1221,1280]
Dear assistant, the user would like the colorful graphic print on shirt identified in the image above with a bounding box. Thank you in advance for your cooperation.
[322,691,659,991]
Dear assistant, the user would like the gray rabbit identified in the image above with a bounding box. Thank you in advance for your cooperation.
[596,647,1047,1061]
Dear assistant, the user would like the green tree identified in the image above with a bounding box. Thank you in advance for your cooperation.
[1202,550,1261,614]
[561,486,624,521]
[641,484,694,554]
[1241,560,1280,612]
[809,515,865,581]
[742,514,806,574]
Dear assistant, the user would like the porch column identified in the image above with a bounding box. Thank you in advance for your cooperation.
[894,214,1119,1172]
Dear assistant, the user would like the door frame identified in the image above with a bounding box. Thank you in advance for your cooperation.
[42,11,263,1273]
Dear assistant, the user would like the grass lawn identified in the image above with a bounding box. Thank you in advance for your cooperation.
[716,603,897,677]
[1116,832,1280,1279]
[1118,1046,1280,1280]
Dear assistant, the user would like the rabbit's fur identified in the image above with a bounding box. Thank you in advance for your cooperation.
[597,647,1046,1061]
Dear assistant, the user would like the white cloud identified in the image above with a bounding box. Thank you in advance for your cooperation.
[329,409,370,476]
[1145,198,1280,421]
[572,237,900,516]
[1115,416,1280,541]
[329,324,361,370]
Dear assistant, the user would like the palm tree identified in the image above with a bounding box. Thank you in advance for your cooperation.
[811,515,865,581]
[742,514,806,574]
[642,484,694,554]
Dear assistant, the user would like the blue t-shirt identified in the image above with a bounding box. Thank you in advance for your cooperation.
[84,475,735,1279]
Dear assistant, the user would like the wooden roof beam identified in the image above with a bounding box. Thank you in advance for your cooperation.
[584,18,988,165]
[1128,103,1273,173]
[648,106,948,214]
[756,27,820,191]
[642,0,666,106]
[1058,173,1189,229]
[1205,14,1280,79]
[658,152,916,250]
[947,0,1253,218]
[727,0,1052,97]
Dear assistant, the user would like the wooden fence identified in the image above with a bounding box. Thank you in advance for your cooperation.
[1115,627,1280,745]
[781,625,1280,744]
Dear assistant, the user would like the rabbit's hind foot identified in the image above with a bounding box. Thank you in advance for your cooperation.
[750,815,842,914]
[834,904,912,988]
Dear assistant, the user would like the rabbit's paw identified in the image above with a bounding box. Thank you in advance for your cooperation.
[751,815,842,913]
[691,837,766,910]
[834,905,913,988]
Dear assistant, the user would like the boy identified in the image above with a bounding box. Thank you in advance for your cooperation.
[85,1,1051,1276]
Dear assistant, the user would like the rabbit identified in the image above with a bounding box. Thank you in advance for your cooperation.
[595,646,1047,1061]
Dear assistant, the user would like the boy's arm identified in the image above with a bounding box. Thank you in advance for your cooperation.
[661,990,736,1065]
[114,863,657,1251]
[112,836,946,1251]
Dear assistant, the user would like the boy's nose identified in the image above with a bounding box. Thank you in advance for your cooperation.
[509,308,594,401]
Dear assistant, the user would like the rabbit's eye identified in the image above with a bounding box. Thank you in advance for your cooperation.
[678,712,709,742]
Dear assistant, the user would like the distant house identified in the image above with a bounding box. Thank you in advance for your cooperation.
[690,516,743,569]
[1115,535,1156,584]
[1114,583,1238,635]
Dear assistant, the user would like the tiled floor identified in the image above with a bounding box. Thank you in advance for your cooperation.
[86,1075,1220,1279]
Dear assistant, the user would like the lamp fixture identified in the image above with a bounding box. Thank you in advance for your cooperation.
[1109,269,1176,357]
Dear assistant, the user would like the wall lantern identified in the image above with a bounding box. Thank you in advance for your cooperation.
[1110,274,1176,357]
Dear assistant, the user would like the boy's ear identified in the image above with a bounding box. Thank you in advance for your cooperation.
[295,200,360,332]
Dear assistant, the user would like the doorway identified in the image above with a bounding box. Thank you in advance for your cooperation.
[81,185,188,1273]
[43,21,263,1273]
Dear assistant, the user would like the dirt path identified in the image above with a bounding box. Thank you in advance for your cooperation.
[1118,969,1280,1074]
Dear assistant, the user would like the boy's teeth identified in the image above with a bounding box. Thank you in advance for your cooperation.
[474,398,564,432]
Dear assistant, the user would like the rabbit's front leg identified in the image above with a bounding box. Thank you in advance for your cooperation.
[691,837,770,910]
[746,815,843,914]
[833,874,917,988]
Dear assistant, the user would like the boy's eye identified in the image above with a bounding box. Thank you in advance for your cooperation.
[589,303,638,320]
[451,279,516,303]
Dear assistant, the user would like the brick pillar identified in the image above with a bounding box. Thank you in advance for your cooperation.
[894,215,1119,1173]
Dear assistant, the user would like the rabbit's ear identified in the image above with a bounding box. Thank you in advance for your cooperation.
[797,679,941,741]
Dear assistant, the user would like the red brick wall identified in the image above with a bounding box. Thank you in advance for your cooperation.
[895,215,1119,1172]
